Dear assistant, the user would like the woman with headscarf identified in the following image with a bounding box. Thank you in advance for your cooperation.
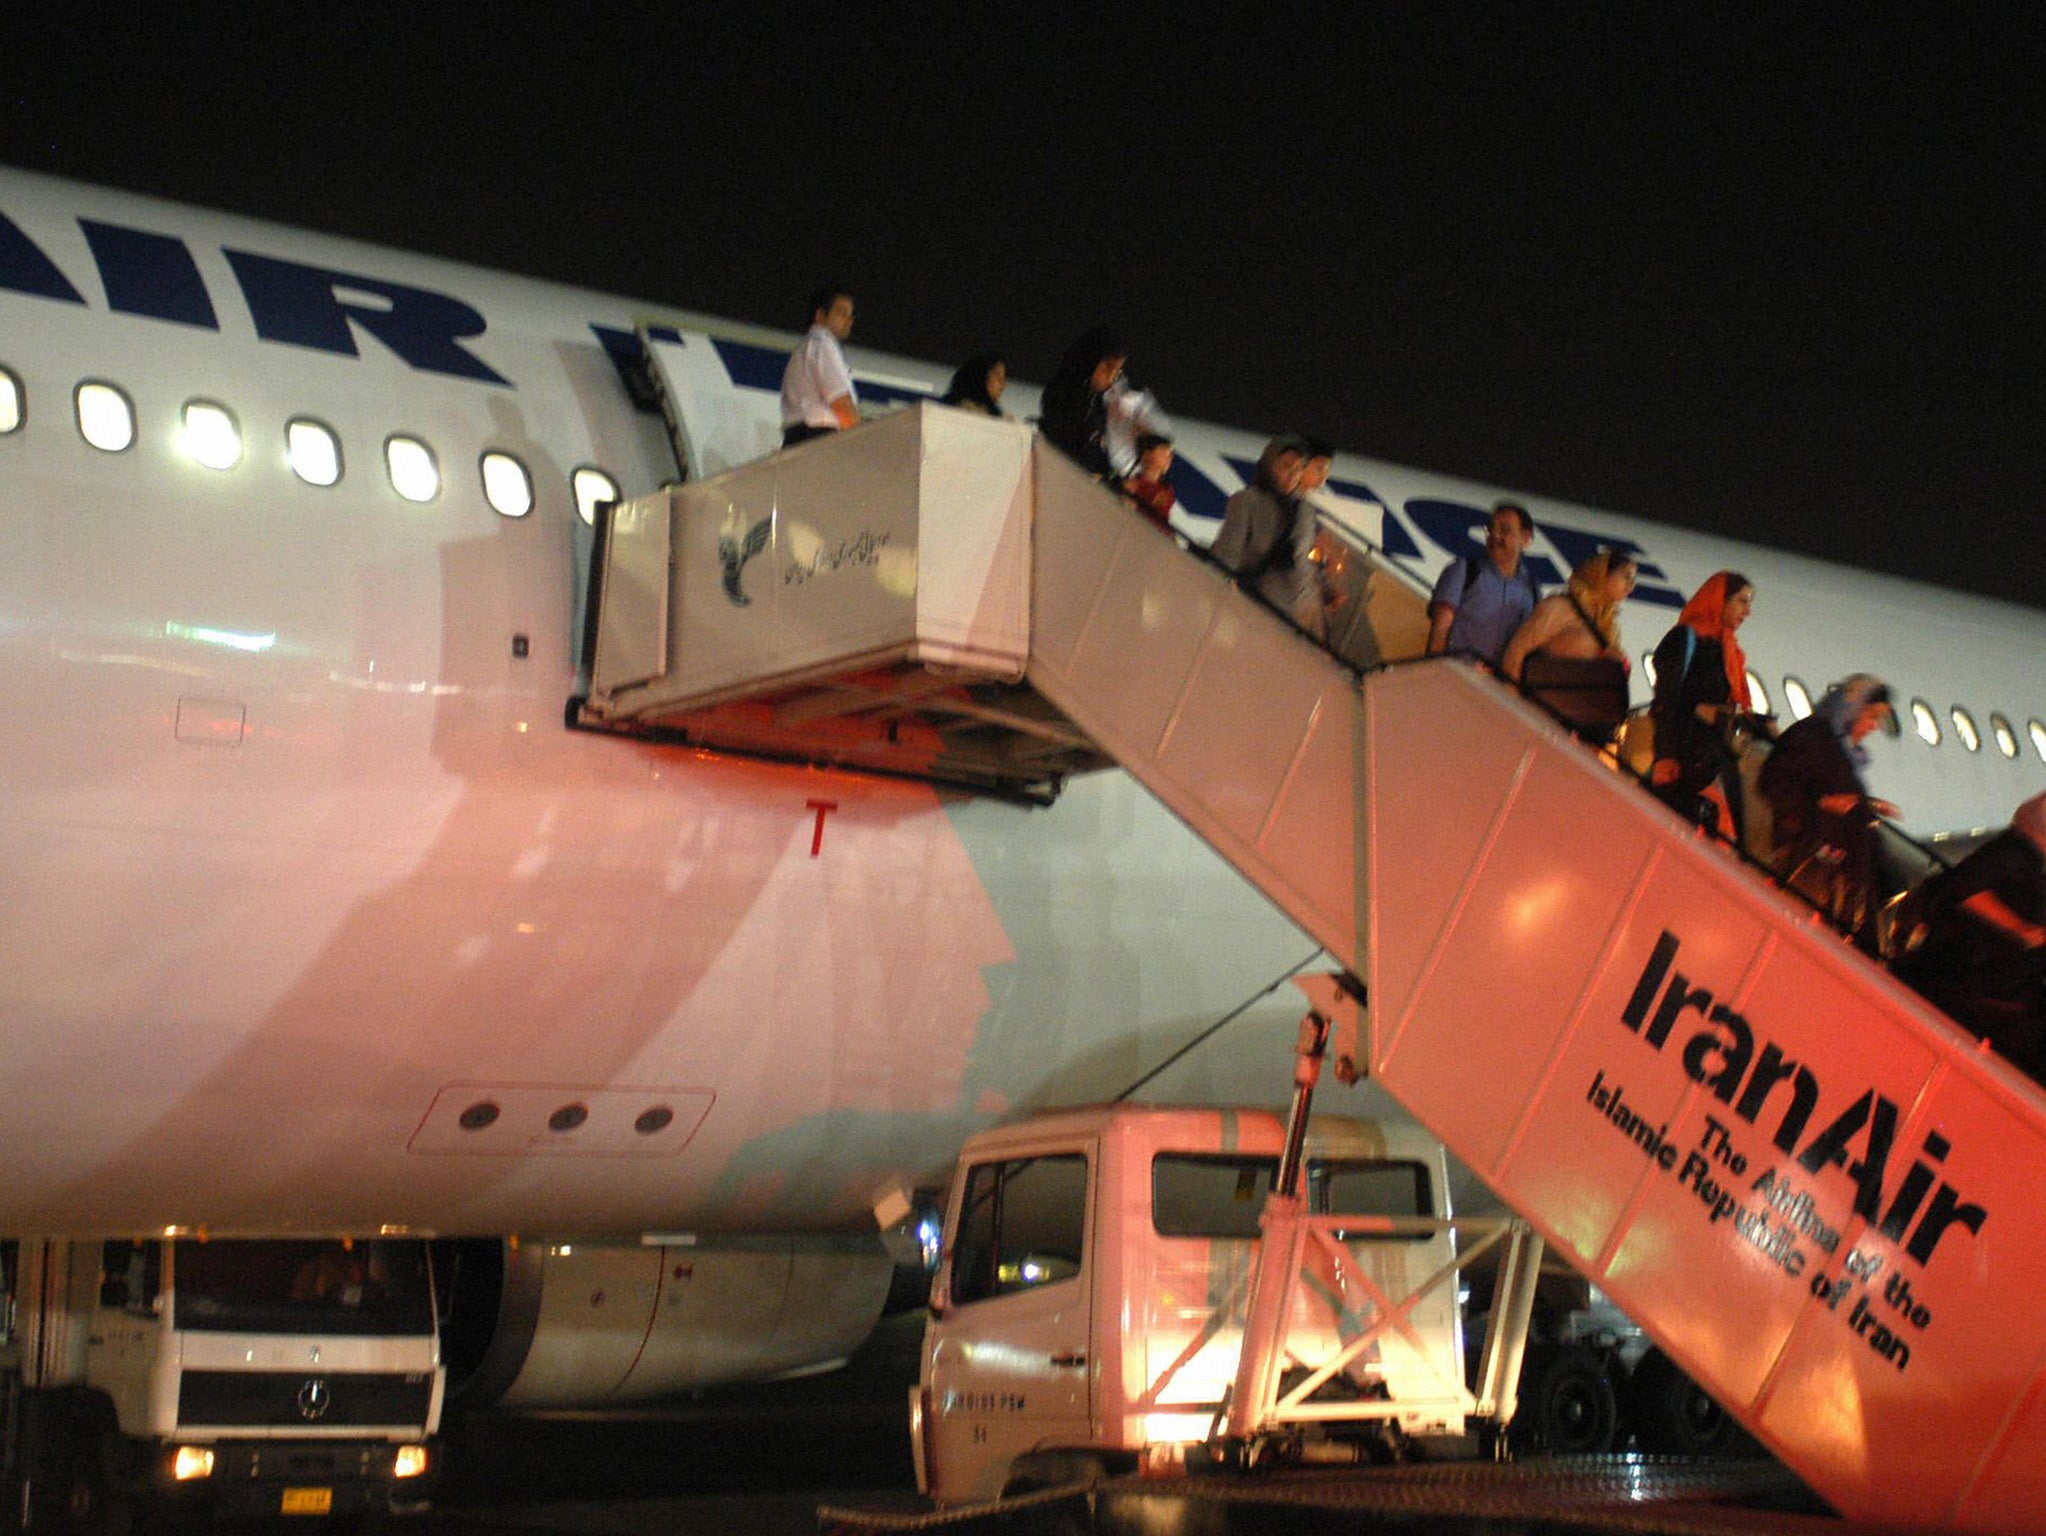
[1501,549,1637,739]
[1896,792,2046,1077]
[1037,328,1124,478]
[1757,674,1898,940]
[1648,571,1756,837]
[941,353,1008,416]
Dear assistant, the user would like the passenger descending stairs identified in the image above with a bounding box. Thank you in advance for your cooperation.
[583,405,2046,1531]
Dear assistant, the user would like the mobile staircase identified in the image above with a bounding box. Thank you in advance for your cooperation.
[579,399,2046,1531]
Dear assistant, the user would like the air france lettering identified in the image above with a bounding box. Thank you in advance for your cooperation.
[0,206,508,385]
[1620,930,1987,1270]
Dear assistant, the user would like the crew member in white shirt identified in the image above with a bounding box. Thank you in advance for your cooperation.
[780,287,859,447]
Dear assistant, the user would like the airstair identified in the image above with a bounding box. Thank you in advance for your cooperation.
[580,404,2046,1531]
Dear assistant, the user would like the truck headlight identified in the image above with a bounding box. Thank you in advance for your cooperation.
[171,1446,215,1481]
[392,1445,429,1480]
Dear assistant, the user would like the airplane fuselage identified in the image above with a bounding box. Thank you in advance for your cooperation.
[1,167,2040,1241]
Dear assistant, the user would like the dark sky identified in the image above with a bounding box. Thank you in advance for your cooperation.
[7,6,2041,609]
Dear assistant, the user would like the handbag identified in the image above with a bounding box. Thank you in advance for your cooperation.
[1519,652,1631,741]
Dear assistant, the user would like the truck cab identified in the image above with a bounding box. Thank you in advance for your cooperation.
[6,1237,442,1527]
[914,1106,1476,1504]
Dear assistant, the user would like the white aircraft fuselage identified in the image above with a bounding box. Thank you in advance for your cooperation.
[2,166,2041,1244]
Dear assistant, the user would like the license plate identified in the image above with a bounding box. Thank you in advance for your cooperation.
[280,1487,333,1516]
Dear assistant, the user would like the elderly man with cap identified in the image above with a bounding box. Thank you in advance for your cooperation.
[1211,435,1329,641]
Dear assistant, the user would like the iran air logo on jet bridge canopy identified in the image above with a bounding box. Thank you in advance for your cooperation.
[719,516,772,606]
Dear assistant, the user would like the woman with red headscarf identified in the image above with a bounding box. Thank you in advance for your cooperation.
[1648,571,1756,839]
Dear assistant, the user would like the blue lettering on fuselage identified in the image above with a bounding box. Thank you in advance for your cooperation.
[1323,472,1425,561]
[1539,524,1682,608]
[704,333,782,392]
[0,208,85,304]
[224,250,508,384]
[1168,457,1229,523]
[596,326,1011,419]
[1406,499,1567,589]
[608,325,1239,523]
[680,329,1244,512]
[591,323,655,404]
[706,335,934,408]
[1401,497,1679,607]
[1212,462,1683,607]
[80,220,218,330]
[0,204,509,386]
[0,196,1700,605]
[1214,454,1427,562]
[1216,455,1258,504]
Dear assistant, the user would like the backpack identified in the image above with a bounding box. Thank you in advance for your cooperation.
[1237,494,1303,588]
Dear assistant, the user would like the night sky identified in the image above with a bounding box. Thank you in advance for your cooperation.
[7,7,2041,609]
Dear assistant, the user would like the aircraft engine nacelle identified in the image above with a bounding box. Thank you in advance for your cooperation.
[436,1236,893,1408]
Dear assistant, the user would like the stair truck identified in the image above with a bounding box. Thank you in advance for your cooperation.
[1,1237,442,1530]
[910,989,1737,1504]
[912,988,1548,1503]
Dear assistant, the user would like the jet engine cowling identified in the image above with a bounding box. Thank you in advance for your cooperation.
[435,1236,892,1407]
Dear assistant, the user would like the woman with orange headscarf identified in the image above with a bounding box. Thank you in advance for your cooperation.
[1648,571,1755,839]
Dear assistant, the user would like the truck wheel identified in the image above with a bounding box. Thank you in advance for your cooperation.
[998,1449,1114,1497]
[55,1457,101,1535]
[28,1443,105,1536]
[1510,1344,1619,1456]
[1626,1349,1744,1457]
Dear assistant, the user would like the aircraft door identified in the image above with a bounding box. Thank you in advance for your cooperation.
[925,1151,1093,1501]
[639,328,777,482]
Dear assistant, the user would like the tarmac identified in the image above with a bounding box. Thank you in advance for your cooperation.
[429,1309,926,1535]
[421,1311,1945,1536]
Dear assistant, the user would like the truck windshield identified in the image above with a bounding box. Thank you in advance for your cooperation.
[172,1240,434,1336]
[1151,1155,1433,1240]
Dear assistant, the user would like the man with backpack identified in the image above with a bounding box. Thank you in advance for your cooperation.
[1426,501,1541,667]
[1213,435,1324,639]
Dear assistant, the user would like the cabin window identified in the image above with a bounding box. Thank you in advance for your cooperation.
[2030,721,2046,764]
[1151,1154,1433,1241]
[1316,1160,1435,1230]
[385,435,440,503]
[1989,714,2018,759]
[949,1154,1087,1307]
[481,451,534,518]
[173,1239,435,1336]
[1910,698,1940,747]
[75,381,135,452]
[1640,653,1657,687]
[1782,677,1812,720]
[1950,707,1981,753]
[98,1240,162,1316]
[1152,1154,1278,1240]
[287,418,342,486]
[0,366,21,433]
[1745,671,1770,715]
[181,400,241,470]
[572,466,620,527]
